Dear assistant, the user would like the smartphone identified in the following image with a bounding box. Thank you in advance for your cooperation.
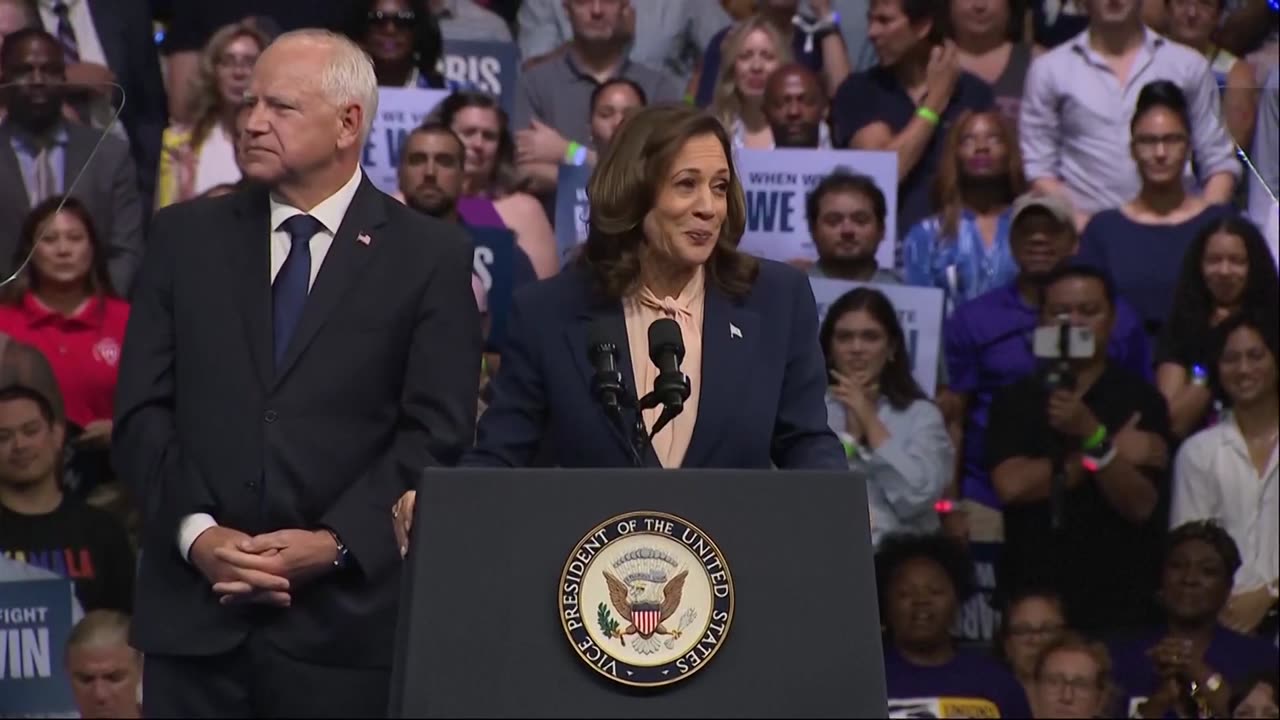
[1032,324,1096,360]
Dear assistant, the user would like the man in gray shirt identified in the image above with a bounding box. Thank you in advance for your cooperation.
[806,172,901,283]
[516,0,729,85]
[1019,0,1239,228]
[513,0,684,193]
[432,0,512,42]
[1247,65,1278,230]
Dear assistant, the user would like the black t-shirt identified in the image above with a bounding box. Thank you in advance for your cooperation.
[163,2,350,53]
[0,496,135,612]
[830,67,995,239]
[986,364,1171,635]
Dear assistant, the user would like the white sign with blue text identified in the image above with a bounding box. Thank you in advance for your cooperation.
[737,149,898,269]
[360,87,452,196]
[809,277,944,395]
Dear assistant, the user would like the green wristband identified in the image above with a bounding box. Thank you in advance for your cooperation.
[841,437,858,459]
[916,106,941,125]
[1082,424,1108,451]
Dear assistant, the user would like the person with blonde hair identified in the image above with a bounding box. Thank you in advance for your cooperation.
[66,610,142,719]
[1029,632,1115,718]
[155,20,270,208]
[711,15,792,149]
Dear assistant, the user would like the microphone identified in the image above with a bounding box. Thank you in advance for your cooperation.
[644,319,692,439]
[588,320,646,467]
[588,320,625,412]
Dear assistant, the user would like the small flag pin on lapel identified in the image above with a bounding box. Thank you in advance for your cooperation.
[357,232,372,246]
[730,323,742,339]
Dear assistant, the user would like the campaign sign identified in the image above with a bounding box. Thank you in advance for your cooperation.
[553,163,593,266]
[737,149,898,269]
[361,87,452,195]
[0,579,76,717]
[441,39,519,116]
[810,277,945,395]
[470,226,518,351]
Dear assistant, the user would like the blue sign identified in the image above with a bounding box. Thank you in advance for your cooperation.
[0,579,76,717]
[554,163,592,266]
[441,39,520,116]
[469,226,521,351]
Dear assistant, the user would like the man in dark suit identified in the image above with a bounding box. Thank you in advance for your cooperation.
[113,28,481,717]
[35,0,167,207]
[0,28,143,294]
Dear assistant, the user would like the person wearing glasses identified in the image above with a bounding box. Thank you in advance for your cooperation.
[156,20,270,209]
[1028,633,1116,718]
[348,0,462,90]
[1076,81,1234,343]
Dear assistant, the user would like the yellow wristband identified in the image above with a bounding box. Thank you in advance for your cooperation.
[916,106,940,125]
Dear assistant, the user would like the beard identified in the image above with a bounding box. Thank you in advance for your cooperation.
[406,191,456,220]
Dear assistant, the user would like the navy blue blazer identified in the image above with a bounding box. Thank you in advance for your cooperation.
[464,259,846,469]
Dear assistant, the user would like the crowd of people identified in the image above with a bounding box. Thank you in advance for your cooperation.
[0,0,1276,717]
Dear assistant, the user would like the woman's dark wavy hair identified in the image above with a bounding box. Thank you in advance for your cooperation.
[1131,79,1191,134]
[875,532,977,626]
[1206,310,1280,406]
[580,103,758,300]
[427,90,522,196]
[2,195,115,306]
[347,0,445,88]
[818,287,927,411]
[1167,215,1280,352]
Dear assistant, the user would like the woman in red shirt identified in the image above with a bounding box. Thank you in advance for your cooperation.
[0,196,129,453]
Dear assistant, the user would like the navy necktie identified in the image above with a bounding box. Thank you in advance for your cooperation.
[273,214,323,368]
[52,2,80,65]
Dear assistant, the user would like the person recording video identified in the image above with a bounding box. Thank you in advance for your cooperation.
[986,264,1172,637]
[391,104,846,548]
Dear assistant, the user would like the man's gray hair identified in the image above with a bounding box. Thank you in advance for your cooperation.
[272,29,380,144]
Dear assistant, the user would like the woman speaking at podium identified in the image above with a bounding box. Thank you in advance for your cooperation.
[392,104,844,539]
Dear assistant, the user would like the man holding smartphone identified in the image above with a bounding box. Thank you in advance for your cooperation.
[986,264,1172,636]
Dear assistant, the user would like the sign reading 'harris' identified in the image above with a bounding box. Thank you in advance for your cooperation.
[559,512,734,687]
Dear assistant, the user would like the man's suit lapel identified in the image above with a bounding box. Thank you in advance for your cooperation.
[85,1,125,81]
[684,287,759,468]
[227,189,273,391]
[274,177,386,386]
[0,127,30,211]
[565,299,659,467]
[62,128,92,196]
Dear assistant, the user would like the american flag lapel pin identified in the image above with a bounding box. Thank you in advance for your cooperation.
[357,232,372,246]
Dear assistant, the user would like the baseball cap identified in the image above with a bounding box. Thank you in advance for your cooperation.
[0,334,65,424]
[1009,192,1074,228]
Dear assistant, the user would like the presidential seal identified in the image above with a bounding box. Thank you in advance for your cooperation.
[559,511,734,688]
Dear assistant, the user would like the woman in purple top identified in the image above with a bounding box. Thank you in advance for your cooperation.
[1111,521,1279,719]
[877,533,1032,718]
[429,91,559,278]
[1078,80,1235,341]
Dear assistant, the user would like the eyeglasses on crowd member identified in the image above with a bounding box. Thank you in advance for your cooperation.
[1171,311,1279,636]
[1077,80,1236,343]
[429,91,559,278]
[902,109,1024,313]
[391,104,849,544]
[1028,631,1115,718]
[996,587,1068,697]
[347,0,454,89]
[877,532,1032,718]
[156,20,270,209]
[820,287,953,546]
[1157,216,1279,439]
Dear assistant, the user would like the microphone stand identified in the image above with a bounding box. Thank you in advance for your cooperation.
[637,371,692,444]
[591,365,647,468]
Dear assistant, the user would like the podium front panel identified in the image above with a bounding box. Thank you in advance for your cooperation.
[390,469,886,718]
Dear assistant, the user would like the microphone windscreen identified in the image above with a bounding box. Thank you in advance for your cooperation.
[647,318,684,363]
